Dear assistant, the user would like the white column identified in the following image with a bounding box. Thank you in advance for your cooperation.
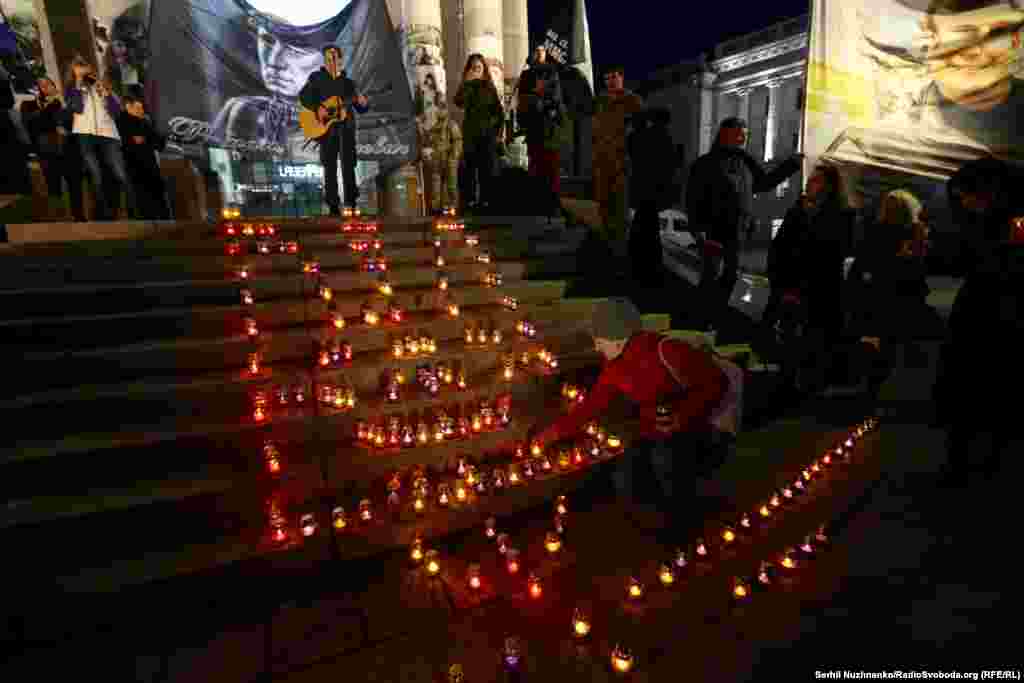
[764,80,780,162]
[736,88,750,123]
[502,0,528,90]
[463,0,504,99]
[695,71,717,156]
[31,0,61,89]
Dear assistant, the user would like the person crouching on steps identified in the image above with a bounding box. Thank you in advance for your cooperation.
[534,298,744,540]
[116,93,169,220]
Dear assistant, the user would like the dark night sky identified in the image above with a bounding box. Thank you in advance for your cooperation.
[528,0,811,81]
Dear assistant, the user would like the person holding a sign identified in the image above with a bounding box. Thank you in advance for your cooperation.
[299,43,368,215]
[534,298,743,536]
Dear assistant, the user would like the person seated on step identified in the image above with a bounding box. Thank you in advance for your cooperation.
[533,298,743,539]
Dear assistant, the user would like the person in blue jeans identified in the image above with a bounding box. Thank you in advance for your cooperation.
[64,55,128,220]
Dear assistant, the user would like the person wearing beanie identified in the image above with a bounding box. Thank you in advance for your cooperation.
[686,117,802,330]
[535,298,743,531]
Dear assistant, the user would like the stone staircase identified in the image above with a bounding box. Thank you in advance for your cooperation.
[0,214,625,612]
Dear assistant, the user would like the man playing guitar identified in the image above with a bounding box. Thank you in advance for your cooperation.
[299,43,369,215]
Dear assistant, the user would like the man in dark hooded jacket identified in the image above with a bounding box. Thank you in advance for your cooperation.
[686,118,801,329]
[934,156,1024,485]
[628,107,681,286]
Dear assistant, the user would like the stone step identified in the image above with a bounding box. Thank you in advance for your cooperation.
[3,283,567,396]
[0,226,547,288]
[39,442,605,596]
[0,345,576,461]
[0,261,529,349]
[0,250,520,322]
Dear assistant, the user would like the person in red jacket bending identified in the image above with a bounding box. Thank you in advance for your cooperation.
[535,298,743,534]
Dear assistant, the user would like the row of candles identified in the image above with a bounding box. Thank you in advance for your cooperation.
[262,424,626,543]
[225,239,299,257]
[355,398,513,449]
[250,381,357,421]
[409,416,877,675]
[434,207,465,232]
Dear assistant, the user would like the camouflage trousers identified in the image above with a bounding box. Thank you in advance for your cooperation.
[423,159,459,213]
[595,172,630,256]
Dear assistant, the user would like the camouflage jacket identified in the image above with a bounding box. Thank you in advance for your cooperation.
[592,89,643,167]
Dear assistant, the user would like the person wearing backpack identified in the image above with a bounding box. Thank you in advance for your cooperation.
[533,298,744,540]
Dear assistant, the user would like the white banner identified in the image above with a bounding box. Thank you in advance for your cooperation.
[806,0,1024,206]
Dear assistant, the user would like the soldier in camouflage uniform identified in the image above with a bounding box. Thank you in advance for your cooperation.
[421,109,461,213]
[592,64,643,250]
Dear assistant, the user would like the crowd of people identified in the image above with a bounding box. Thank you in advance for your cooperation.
[0,51,169,222]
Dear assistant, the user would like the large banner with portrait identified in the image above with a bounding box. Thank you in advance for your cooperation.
[147,0,415,170]
[805,0,1024,220]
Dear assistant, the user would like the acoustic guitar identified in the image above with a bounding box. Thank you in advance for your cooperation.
[299,84,392,142]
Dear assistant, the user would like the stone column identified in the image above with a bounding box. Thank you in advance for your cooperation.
[36,0,99,85]
[735,88,750,124]
[31,0,62,88]
[502,0,528,92]
[463,0,504,99]
[398,0,449,215]
[764,80,781,162]
[695,70,718,156]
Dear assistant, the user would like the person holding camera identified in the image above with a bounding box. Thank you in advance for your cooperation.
[64,54,128,220]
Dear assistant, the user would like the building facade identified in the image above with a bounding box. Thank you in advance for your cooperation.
[638,15,809,240]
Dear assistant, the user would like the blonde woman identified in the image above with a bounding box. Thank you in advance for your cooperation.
[846,188,938,406]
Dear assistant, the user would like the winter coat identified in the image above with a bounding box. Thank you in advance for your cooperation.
[685,144,799,244]
[934,241,1024,425]
[591,89,643,203]
[770,197,847,337]
[453,79,503,147]
[20,96,65,155]
[116,111,166,185]
[628,118,680,211]
[537,331,729,443]
[518,61,564,147]
[845,223,941,343]
[0,67,30,196]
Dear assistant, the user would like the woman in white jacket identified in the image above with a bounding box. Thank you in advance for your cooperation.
[63,54,128,220]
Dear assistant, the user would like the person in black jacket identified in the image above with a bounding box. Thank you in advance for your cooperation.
[627,107,680,287]
[934,158,1024,486]
[116,94,168,220]
[19,78,64,193]
[762,164,848,390]
[686,117,802,330]
[846,190,943,407]
[945,156,1023,276]
[0,58,31,201]
[298,43,368,215]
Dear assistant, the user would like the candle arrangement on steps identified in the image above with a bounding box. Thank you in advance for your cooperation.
[263,421,628,548]
[401,417,878,676]
[434,207,465,232]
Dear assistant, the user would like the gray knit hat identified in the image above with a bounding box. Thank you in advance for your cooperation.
[592,298,643,342]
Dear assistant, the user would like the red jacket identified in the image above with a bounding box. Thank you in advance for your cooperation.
[539,332,728,443]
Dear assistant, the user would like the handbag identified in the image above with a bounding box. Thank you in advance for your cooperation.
[657,337,743,435]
